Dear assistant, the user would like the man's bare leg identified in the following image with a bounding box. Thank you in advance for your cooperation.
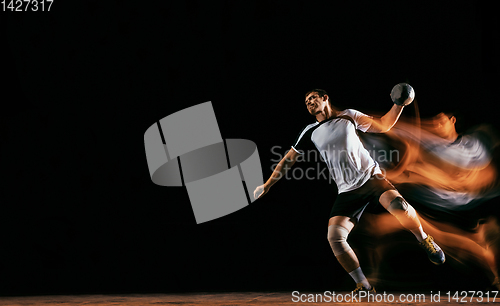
[379,189,445,265]
[379,190,426,241]
[328,216,372,290]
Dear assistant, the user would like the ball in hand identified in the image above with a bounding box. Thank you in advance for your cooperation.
[391,83,415,106]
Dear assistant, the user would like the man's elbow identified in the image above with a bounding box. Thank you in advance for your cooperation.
[368,123,391,133]
[377,119,395,133]
[380,125,392,133]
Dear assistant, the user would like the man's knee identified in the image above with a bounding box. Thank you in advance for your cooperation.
[327,224,352,256]
[387,196,417,219]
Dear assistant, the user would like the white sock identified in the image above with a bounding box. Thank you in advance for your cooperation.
[410,225,428,242]
[349,267,371,289]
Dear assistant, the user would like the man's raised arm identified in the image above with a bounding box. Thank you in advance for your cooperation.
[253,148,300,199]
[366,104,405,133]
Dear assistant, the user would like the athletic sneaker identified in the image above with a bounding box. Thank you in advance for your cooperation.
[352,283,376,294]
[419,235,445,265]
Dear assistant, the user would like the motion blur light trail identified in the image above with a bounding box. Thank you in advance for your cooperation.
[358,212,500,289]
[388,120,500,203]
[359,112,500,210]
[355,108,500,289]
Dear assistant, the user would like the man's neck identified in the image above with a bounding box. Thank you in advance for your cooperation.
[445,131,460,143]
[316,107,338,122]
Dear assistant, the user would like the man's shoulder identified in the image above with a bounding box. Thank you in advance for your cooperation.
[338,108,362,117]
[299,121,319,131]
[294,122,320,141]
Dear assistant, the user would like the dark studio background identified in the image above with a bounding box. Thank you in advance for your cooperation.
[1,0,498,296]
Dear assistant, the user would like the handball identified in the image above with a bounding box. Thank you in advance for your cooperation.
[390,83,415,106]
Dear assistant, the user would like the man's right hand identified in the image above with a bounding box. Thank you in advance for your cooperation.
[253,184,270,200]
[253,148,299,200]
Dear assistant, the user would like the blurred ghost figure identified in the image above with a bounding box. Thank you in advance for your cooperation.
[392,112,500,207]
[355,111,500,289]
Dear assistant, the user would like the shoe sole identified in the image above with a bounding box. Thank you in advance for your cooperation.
[430,257,446,265]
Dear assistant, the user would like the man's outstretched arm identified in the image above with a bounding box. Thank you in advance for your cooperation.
[253,148,300,199]
[367,104,405,133]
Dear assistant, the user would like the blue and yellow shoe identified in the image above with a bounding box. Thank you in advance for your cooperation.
[420,235,445,265]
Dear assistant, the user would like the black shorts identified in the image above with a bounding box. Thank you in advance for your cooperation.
[329,174,397,222]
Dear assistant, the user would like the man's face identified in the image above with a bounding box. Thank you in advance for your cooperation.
[431,113,456,138]
[305,92,328,115]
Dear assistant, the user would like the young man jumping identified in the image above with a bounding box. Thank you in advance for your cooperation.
[253,88,445,292]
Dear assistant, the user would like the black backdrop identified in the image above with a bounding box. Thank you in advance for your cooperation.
[1,0,498,296]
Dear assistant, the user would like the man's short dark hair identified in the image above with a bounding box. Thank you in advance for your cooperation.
[305,89,329,99]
